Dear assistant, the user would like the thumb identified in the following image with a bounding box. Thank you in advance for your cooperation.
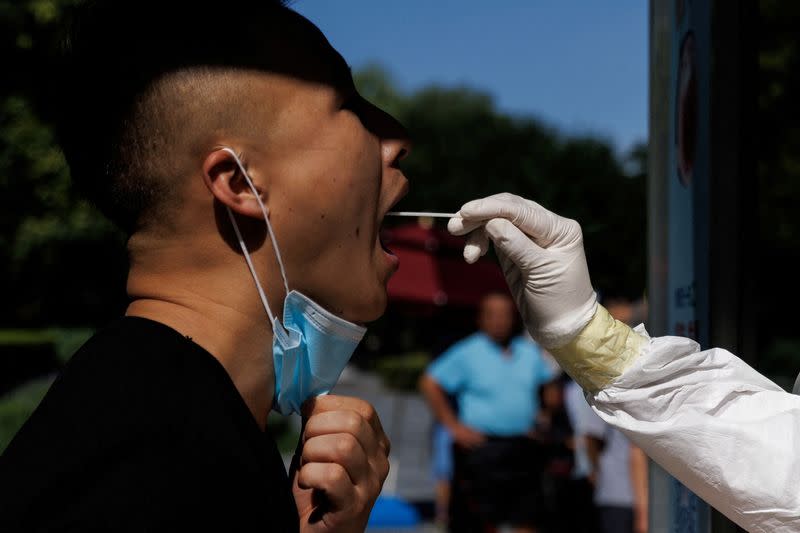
[484,218,543,271]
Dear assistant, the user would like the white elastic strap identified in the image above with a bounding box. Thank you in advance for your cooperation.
[225,206,278,325]
[220,147,291,324]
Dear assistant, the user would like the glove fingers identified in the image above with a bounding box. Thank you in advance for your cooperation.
[458,193,526,224]
[459,193,573,248]
[447,215,484,236]
[463,228,490,264]
[495,247,529,323]
[484,218,544,269]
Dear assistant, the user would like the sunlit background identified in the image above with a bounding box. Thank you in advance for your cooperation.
[2,0,799,531]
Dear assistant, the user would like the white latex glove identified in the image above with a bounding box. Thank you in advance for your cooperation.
[448,193,598,348]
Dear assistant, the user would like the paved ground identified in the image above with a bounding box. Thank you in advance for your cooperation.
[334,365,437,503]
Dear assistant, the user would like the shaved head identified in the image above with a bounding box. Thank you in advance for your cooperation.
[52,0,340,233]
[114,68,279,231]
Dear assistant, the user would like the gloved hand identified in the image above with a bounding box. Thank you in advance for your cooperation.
[448,193,598,348]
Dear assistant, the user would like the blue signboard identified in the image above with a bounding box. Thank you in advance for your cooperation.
[665,0,711,530]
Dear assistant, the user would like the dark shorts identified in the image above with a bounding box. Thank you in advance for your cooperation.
[449,436,543,531]
[598,505,633,533]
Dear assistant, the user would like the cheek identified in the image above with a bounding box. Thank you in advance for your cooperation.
[274,160,379,286]
[267,121,384,318]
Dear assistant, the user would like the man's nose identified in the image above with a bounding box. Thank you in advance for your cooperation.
[357,98,411,165]
[384,137,411,169]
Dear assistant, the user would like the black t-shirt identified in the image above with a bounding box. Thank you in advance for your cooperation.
[0,316,299,532]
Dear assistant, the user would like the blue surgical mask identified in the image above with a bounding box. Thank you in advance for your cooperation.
[221,148,366,416]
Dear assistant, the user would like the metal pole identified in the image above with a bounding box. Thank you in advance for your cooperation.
[647,1,673,530]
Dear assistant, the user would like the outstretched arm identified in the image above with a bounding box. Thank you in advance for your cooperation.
[450,193,800,533]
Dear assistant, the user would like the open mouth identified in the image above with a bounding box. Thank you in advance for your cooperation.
[378,182,409,259]
[380,236,395,256]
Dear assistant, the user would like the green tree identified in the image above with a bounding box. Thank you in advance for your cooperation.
[1,0,128,327]
[756,0,800,378]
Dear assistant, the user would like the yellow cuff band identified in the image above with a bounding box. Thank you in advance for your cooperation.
[549,305,647,393]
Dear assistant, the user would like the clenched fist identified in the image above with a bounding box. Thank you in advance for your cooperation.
[292,395,391,532]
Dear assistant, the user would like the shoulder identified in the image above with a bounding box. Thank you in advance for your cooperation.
[454,332,490,352]
[427,334,486,377]
[7,317,231,452]
[0,318,284,530]
[437,333,487,361]
[511,335,541,357]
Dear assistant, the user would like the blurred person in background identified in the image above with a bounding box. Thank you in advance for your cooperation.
[0,1,407,530]
[560,295,647,533]
[580,296,649,533]
[533,374,577,532]
[430,421,454,528]
[585,416,648,533]
[564,376,602,533]
[419,292,555,533]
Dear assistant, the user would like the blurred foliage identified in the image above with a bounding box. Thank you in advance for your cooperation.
[267,415,301,455]
[0,327,93,363]
[759,0,800,250]
[757,0,800,378]
[0,376,53,453]
[1,0,128,328]
[373,351,432,392]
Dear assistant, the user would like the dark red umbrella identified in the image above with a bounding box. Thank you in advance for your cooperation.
[381,222,508,309]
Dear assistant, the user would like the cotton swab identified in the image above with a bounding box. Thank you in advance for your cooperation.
[386,211,457,218]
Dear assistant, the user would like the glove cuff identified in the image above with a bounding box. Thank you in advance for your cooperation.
[548,305,647,393]
[537,294,599,349]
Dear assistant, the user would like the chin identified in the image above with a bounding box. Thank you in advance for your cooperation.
[351,286,388,324]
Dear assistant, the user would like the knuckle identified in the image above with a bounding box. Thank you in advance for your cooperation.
[382,436,391,457]
[496,192,514,201]
[361,402,378,422]
[299,463,316,486]
[353,492,369,516]
[302,418,319,439]
[344,411,363,435]
[370,474,384,499]
[335,433,359,459]
[326,464,347,486]
[566,219,583,240]
[484,218,499,233]
[378,456,391,482]
[300,445,311,464]
[485,219,510,240]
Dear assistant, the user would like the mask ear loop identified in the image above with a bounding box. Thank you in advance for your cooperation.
[220,147,291,332]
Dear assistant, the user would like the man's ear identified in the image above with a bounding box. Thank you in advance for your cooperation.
[201,148,265,219]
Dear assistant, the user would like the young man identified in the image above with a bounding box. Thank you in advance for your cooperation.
[0,1,409,531]
[419,292,555,533]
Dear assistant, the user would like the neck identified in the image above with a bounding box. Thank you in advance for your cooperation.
[486,333,512,350]
[126,232,280,430]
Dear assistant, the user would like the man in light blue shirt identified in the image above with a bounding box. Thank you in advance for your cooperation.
[420,292,555,533]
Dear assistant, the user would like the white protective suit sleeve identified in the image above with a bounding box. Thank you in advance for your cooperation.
[587,324,800,533]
